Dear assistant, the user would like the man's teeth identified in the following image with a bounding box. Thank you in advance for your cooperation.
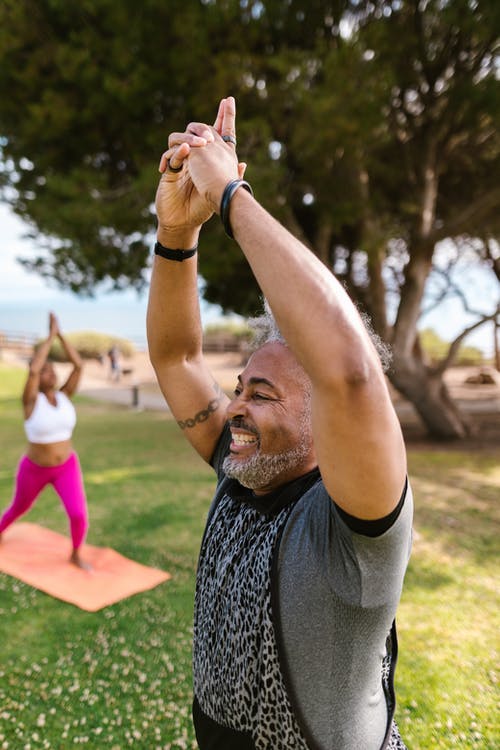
[232,433,257,445]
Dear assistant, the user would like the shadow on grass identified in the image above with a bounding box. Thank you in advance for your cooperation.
[412,502,498,566]
[408,451,499,566]
[402,558,455,592]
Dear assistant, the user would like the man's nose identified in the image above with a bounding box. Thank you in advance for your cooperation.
[226,393,247,420]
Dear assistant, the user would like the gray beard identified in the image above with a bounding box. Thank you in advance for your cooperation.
[222,440,311,491]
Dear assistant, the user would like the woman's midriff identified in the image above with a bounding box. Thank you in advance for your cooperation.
[26,440,73,467]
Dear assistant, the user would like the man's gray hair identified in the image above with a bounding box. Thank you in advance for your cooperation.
[248,298,392,373]
[247,299,286,348]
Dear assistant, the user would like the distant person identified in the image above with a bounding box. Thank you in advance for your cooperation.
[107,345,121,382]
[0,312,90,569]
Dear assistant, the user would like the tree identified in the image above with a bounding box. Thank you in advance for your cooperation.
[205,0,500,438]
[0,0,498,438]
[0,0,222,291]
[353,0,500,437]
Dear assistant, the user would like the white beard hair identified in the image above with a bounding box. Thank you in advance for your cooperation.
[222,439,312,491]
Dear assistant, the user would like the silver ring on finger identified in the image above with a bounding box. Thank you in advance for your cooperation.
[222,134,237,146]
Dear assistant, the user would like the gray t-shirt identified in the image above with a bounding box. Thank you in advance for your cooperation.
[277,475,413,748]
[193,425,413,750]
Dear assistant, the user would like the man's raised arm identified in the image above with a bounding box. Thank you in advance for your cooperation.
[146,106,235,463]
[184,109,407,519]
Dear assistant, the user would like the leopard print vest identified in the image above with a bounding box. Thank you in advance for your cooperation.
[193,490,309,749]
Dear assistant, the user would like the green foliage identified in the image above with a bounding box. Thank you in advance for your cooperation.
[0,363,498,747]
[0,0,497,311]
[37,331,136,361]
[204,318,252,339]
[204,319,250,335]
[420,328,484,366]
[203,318,253,352]
[0,0,223,294]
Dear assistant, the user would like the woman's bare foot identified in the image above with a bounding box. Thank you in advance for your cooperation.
[70,548,92,571]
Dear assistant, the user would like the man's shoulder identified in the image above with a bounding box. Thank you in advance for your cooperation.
[289,475,413,540]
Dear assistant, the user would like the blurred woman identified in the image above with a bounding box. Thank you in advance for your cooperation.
[0,312,90,568]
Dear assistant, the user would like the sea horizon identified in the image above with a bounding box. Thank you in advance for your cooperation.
[0,294,496,359]
[0,296,150,349]
[0,291,236,352]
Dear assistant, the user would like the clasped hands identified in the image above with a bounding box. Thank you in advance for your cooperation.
[48,311,61,339]
[155,97,247,240]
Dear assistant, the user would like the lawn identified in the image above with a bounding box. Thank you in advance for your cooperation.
[0,363,498,749]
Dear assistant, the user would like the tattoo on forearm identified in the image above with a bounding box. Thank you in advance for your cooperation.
[177,383,224,430]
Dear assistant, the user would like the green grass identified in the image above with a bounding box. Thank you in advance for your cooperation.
[0,365,210,749]
[397,451,499,749]
[0,363,498,749]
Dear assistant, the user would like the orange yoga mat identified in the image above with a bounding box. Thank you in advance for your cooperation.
[0,522,171,611]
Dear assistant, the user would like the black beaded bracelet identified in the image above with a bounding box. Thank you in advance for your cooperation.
[220,179,253,239]
[154,241,198,262]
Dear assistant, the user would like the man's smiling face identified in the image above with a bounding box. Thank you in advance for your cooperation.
[223,342,315,494]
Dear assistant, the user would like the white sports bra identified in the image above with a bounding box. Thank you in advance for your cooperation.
[24,391,77,444]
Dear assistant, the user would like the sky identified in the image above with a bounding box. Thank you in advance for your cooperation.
[0,203,224,349]
[0,202,498,356]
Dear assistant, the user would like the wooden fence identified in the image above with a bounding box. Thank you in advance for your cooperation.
[0,330,38,353]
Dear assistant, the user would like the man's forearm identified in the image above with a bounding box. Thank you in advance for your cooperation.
[146,249,203,369]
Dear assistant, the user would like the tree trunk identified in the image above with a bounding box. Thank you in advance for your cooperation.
[315,220,333,267]
[390,241,474,438]
[367,247,389,341]
[389,354,473,439]
[356,164,389,340]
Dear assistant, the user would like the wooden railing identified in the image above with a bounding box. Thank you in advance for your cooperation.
[0,330,38,352]
[1,330,246,355]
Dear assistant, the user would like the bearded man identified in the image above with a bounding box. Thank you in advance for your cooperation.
[147,97,412,750]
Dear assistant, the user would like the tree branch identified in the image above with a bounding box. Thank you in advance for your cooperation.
[433,306,500,374]
[429,187,500,245]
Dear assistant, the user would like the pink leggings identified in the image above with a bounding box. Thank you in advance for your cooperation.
[0,452,88,549]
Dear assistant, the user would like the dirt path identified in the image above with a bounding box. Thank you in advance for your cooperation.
[78,350,245,393]
[78,352,500,444]
[73,350,246,411]
[3,347,499,446]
